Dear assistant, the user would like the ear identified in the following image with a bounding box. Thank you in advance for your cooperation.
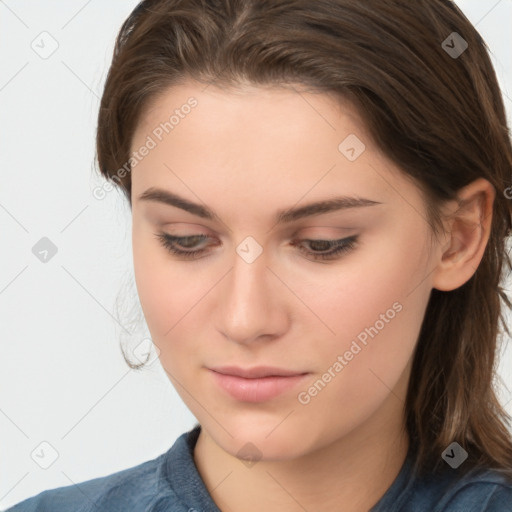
[431,178,495,292]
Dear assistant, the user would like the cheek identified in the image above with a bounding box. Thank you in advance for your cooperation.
[298,238,429,396]
[132,234,194,345]
[132,233,222,382]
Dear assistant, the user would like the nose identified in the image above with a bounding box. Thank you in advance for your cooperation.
[213,244,289,346]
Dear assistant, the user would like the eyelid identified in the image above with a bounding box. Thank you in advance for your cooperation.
[293,226,357,236]
[155,231,359,262]
[159,222,214,234]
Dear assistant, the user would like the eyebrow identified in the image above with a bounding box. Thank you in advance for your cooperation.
[138,187,383,224]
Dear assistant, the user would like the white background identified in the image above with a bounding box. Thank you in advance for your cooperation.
[1,0,511,508]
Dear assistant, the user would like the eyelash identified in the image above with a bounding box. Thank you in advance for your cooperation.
[154,233,359,261]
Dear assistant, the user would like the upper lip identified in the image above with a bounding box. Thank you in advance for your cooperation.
[209,365,308,379]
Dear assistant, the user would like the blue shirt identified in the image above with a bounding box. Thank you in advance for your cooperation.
[4,425,512,511]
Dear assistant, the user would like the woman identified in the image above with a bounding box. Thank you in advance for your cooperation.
[7,0,512,510]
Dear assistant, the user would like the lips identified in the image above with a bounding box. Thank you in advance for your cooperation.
[209,365,307,378]
[207,365,310,402]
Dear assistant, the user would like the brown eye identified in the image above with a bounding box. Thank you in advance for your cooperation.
[291,235,359,261]
[154,233,211,259]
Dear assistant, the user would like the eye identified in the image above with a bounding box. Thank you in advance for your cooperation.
[154,232,359,261]
[154,233,212,259]
[290,235,358,261]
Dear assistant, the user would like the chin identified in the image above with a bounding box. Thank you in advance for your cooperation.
[206,414,311,463]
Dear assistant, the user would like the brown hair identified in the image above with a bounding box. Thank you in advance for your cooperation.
[95,0,512,480]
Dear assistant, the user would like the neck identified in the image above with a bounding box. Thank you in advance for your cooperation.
[193,390,410,512]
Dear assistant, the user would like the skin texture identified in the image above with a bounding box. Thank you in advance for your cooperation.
[130,80,495,512]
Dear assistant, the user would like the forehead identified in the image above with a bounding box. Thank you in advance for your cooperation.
[129,80,421,222]
[134,80,367,151]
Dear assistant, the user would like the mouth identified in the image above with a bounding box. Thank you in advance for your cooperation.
[209,365,308,378]
[207,366,310,403]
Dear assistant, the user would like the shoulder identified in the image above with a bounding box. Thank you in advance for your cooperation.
[435,468,512,512]
[372,447,512,512]
[401,465,512,512]
[4,425,212,512]
[3,449,180,512]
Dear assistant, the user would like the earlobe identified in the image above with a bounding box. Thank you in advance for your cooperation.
[431,178,495,292]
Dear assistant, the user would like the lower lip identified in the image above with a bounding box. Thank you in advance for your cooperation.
[209,370,310,403]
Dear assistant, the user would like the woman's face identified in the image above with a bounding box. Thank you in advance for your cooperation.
[130,81,439,460]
